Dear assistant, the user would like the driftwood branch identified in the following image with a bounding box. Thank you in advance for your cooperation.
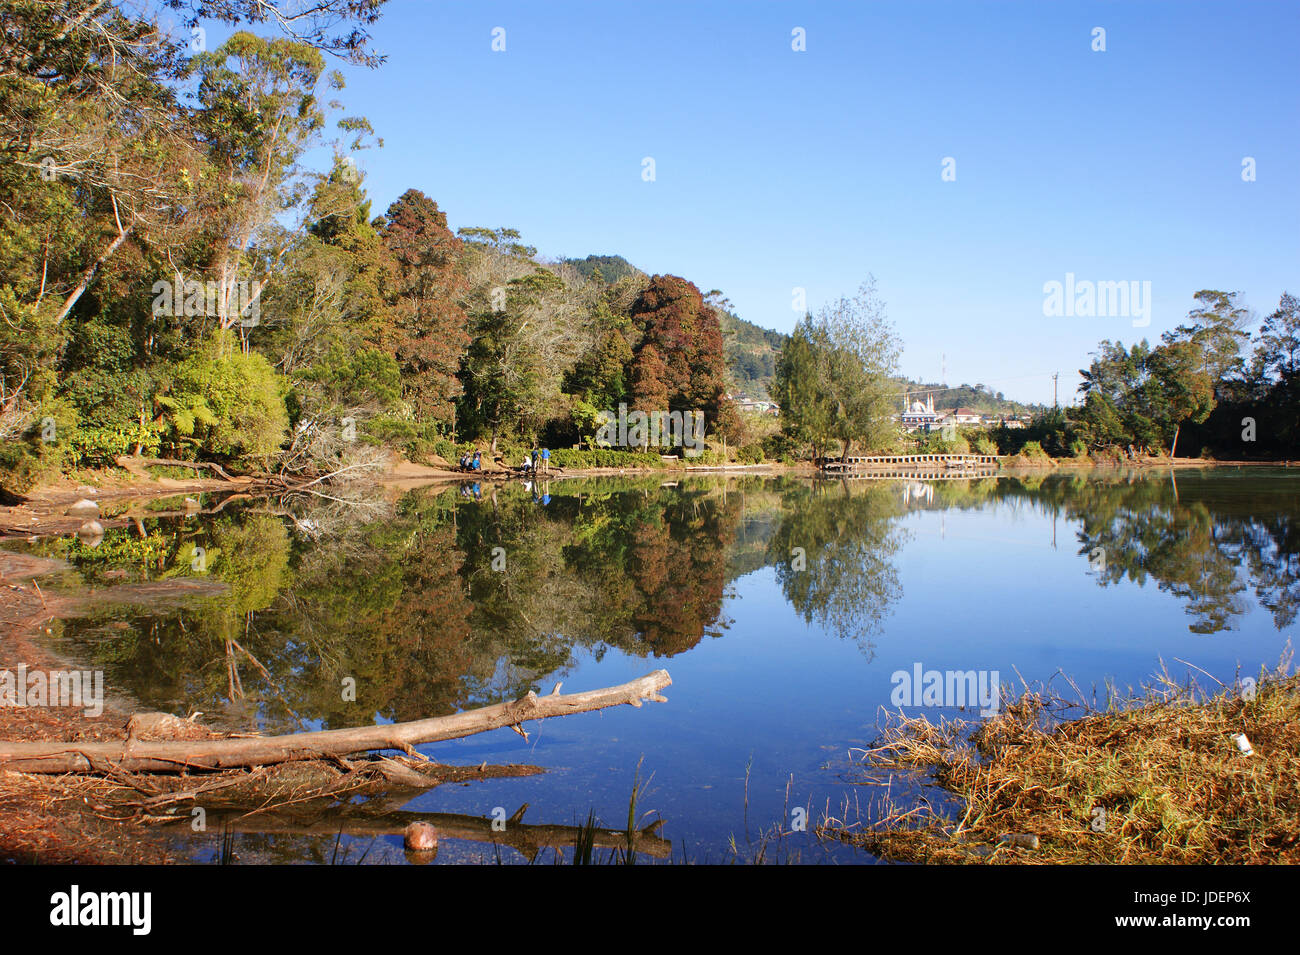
[0,670,672,774]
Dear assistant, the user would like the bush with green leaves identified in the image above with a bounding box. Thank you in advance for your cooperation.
[69,423,162,466]
[156,345,288,469]
[549,448,666,469]
[761,432,799,461]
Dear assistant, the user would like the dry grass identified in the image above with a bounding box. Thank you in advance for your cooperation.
[819,658,1300,863]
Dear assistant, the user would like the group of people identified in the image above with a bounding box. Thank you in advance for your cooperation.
[455,446,553,505]
[458,447,551,475]
[520,446,551,475]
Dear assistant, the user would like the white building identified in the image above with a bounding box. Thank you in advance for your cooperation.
[936,407,985,427]
[899,393,940,431]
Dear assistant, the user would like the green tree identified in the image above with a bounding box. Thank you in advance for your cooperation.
[774,279,900,460]
[1253,292,1300,385]
[1163,290,1251,399]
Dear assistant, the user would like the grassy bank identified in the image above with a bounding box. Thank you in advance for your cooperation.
[821,661,1300,863]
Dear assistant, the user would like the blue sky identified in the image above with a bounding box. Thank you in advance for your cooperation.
[296,2,1295,405]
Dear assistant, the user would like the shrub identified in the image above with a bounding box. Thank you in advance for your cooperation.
[69,423,161,467]
[158,345,288,469]
[362,415,419,448]
[549,448,666,469]
[762,432,799,461]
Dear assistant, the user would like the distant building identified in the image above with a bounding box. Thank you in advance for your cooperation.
[734,396,778,415]
[937,407,984,427]
[899,393,940,431]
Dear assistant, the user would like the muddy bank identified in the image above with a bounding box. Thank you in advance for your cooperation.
[0,548,559,865]
[0,551,177,862]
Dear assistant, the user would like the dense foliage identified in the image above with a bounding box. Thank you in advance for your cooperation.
[0,2,748,490]
[1022,290,1299,461]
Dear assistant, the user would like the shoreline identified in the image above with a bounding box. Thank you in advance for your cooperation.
[3,454,1296,543]
[0,550,174,863]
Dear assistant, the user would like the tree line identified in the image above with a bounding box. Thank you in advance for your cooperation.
[0,1,745,491]
[1071,290,1300,460]
[770,286,1299,463]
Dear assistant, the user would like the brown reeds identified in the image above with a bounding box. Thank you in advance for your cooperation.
[819,657,1300,864]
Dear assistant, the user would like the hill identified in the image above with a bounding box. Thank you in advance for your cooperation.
[562,254,645,285]
[720,313,786,399]
[891,380,1043,417]
[561,256,1039,415]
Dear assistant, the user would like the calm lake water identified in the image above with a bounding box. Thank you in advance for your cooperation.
[18,468,1300,863]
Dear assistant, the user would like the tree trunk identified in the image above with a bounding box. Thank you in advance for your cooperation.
[53,225,134,324]
[0,670,671,774]
[1170,422,1181,459]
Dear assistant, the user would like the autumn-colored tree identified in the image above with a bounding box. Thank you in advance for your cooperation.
[379,189,469,423]
[627,344,669,448]
[629,274,734,437]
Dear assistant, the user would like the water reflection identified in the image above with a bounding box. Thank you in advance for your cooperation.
[767,480,908,657]
[28,469,1300,740]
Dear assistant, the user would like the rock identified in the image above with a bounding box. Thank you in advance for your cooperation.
[77,520,104,548]
[403,821,440,853]
[66,498,100,517]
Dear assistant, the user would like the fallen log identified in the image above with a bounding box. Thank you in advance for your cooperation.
[0,670,672,774]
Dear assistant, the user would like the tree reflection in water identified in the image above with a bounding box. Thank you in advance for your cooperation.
[39,470,1300,735]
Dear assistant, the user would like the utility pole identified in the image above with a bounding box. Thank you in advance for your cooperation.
[1052,372,1059,409]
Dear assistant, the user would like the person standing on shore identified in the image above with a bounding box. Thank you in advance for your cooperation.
[540,447,550,474]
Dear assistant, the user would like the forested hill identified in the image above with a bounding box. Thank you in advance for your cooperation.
[565,261,1040,413]
[721,313,786,398]
[562,256,787,400]
[891,381,1043,416]
[562,254,646,285]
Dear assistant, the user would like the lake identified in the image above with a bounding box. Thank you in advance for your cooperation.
[19,467,1299,863]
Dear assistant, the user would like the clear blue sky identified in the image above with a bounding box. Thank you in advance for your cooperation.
[311,2,1295,405]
